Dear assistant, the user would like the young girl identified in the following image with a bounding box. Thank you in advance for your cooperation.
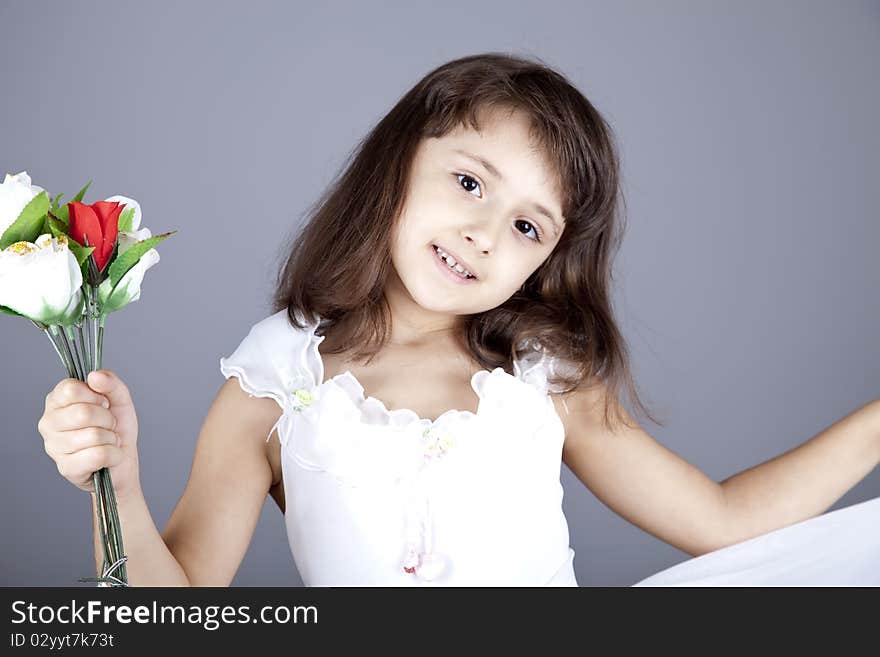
[38,53,880,586]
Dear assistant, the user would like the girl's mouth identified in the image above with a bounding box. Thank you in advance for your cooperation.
[431,244,477,284]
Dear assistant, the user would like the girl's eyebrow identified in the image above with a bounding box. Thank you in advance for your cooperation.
[452,148,562,237]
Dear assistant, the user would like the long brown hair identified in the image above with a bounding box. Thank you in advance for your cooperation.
[271,52,664,432]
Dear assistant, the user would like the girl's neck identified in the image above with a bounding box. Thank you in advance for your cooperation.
[382,273,466,348]
[386,318,462,348]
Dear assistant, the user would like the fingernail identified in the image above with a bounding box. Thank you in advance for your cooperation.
[101,399,110,409]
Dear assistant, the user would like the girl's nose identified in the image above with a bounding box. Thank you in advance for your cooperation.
[462,217,503,255]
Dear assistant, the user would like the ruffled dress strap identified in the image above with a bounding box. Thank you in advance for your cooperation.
[219,308,322,444]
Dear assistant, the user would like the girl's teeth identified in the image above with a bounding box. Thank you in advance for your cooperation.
[434,245,474,279]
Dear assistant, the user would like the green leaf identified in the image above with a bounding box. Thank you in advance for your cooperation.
[47,216,68,239]
[0,305,25,318]
[53,203,70,225]
[59,181,91,231]
[0,191,50,249]
[69,243,95,267]
[64,233,98,281]
[72,180,91,203]
[118,207,135,232]
[107,230,176,290]
[50,193,64,211]
[65,233,84,249]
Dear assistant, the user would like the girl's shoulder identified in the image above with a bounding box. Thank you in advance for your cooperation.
[219,309,582,413]
[219,308,321,412]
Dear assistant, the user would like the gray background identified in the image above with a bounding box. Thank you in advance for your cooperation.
[1,0,877,587]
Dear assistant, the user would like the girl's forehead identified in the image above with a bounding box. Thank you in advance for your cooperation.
[423,132,565,207]
[444,106,534,140]
[427,129,552,173]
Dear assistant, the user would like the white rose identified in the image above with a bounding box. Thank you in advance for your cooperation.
[116,226,152,253]
[0,172,46,237]
[103,194,146,241]
[96,194,159,313]
[0,234,84,325]
[103,194,153,257]
[97,248,160,313]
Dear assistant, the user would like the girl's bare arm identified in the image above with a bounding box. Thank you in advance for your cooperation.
[717,400,880,540]
[557,385,880,557]
[90,485,190,586]
[90,379,280,586]
[157,378,281,586]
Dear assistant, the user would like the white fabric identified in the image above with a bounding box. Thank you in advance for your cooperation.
[221,309,880,586]
[633,494,880,586]
[220,309,577,586]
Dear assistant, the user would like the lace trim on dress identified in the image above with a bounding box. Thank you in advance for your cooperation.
[306,319,559,425]
[220,309,569,454]
[220,309,572,583]
[219,310,323,445]
[219,360,283,408]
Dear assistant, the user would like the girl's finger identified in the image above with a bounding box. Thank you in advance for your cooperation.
[52,426,119,456]
[55,443,125,481]
[49,403,117,433]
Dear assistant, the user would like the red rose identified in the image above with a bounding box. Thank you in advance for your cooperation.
[68,200,125,272]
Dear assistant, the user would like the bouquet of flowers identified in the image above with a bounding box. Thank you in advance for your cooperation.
[0,171,175,587]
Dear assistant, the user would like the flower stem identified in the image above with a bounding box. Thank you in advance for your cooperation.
[61,327,82,381]
[77,322,90,375]
[64,325,85,382]
[97,326,104,370]
[82,284,94,369]
[49,325,79,379]
[88,284,126,586]
[54,283,128,587]
[92,471,111,575]
[89,285,104,371]
[42,328,75,378]
[101,472,128,582]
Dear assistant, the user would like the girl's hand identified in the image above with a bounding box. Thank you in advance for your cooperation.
[37,370,141,500]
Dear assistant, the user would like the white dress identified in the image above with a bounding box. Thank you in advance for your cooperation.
[220,309,880,586]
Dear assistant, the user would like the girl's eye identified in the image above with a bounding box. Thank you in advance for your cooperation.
[454,173,543,244]
[514,219,542,243]
[456,173,482,197]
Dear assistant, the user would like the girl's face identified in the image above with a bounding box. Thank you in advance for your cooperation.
[389,106,565,319]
